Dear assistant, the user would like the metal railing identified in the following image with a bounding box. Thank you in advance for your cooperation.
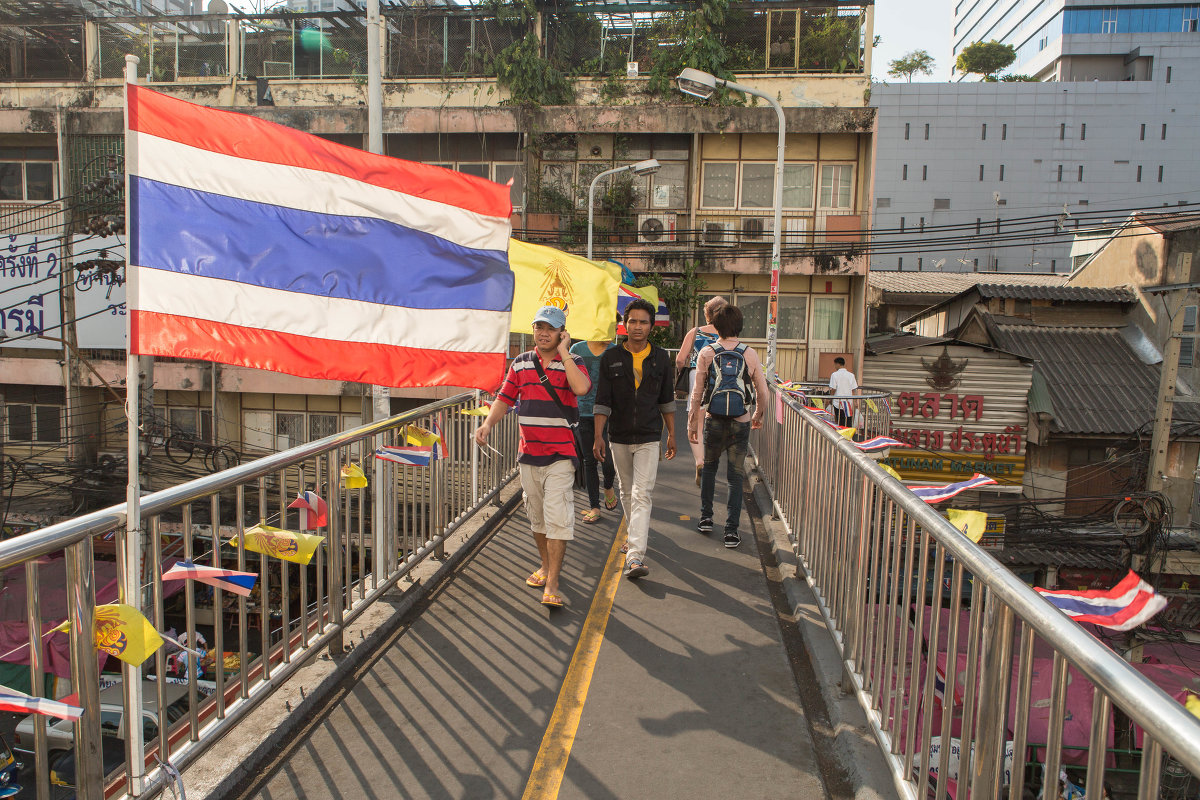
[773,381,892,441]
[0,391,519,800]
[751,384,1200,800]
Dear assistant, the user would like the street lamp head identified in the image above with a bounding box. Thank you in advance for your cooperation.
[676,68,719,100]
[630,158,661,176]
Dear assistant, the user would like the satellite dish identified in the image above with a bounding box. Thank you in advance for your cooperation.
[640,217,665,242]
[208,0,228,13]
[933,258,946,269]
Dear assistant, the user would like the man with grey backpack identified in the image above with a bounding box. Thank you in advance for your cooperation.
[687,304,770,548]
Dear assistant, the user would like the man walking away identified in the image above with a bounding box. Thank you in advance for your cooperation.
[476,305,590,608]
[828,356,859,429]
[594,298,677,580]
[688,304,769,549]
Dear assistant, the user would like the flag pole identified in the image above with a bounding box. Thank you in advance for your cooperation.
[122,53,147,797]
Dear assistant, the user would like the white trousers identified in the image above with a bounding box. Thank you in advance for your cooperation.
[611,441,660,563]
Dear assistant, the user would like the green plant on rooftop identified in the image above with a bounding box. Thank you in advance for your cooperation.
[796,9,862,73]
[484,0,575,106]
[647,0,742,104]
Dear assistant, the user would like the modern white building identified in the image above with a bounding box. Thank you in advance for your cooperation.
[871,0,1200,273]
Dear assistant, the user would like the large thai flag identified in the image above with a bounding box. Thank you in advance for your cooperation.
[1035,571,1168,631]
[126,86,513,390]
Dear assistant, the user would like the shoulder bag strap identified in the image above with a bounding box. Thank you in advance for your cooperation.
[532,355,576,424]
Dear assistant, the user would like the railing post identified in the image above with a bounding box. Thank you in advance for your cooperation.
[25,560,50,800]
[67,538,103,800]
[971,591,1015,798]
[327,449,344,656]
[842,472,871,673]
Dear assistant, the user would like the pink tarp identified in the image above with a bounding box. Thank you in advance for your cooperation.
[0,556,182,678]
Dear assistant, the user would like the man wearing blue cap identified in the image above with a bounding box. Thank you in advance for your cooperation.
[476,305,590,608]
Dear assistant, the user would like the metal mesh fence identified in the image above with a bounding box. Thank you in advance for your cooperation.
[146,20,228,80]
[0,23,86,80]
[240,14,369,79]
[384,10,519,78]
[97,20,147,79]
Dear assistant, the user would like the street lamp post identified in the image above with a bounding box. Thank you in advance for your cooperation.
[676,67,786,376]
[587,159,661,261]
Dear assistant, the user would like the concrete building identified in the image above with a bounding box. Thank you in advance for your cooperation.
[0,1,876,523]
[871,0,1200,275]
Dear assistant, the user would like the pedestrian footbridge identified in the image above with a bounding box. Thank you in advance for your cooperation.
[3,389,1200,800]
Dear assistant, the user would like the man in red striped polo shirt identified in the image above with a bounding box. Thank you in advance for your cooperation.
[475,305,590,608]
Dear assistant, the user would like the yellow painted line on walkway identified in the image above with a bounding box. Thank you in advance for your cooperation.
[521,519,628,800]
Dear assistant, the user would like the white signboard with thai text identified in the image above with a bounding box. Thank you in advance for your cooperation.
[0,234,127,350]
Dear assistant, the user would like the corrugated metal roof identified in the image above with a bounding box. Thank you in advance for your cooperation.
[988,323,1200,436]
[869,271,1068,295]
[1133,210,1200,235]
[995,546,1124,570]
[974,284,1138,303]
[865,333,951,354]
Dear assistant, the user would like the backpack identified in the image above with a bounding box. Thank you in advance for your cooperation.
[703,343,753,418]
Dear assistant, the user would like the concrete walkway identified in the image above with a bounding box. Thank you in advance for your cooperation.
[231,407,876,800]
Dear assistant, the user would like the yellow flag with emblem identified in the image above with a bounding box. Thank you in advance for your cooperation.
[947,509,988,543]
[508,239,619,341]
[54,603,164,666]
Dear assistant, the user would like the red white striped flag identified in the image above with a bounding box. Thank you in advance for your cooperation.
[0,687,83,721]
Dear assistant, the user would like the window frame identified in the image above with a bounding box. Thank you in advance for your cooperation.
[699,160,817,211]
[817,163,854,211]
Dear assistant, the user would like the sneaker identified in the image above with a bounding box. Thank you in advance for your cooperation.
[625,559,649,580]
[723,530,741,549]
[697,516,714,534]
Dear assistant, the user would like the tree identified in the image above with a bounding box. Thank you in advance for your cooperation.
[955,40,1016,80]
[1000,73,1038,82]
[887,49,935,82]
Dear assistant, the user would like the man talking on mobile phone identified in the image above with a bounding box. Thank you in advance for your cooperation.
[475,305,590,608]
[594,297,676,580]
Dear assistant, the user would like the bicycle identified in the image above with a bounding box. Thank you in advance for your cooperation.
[164,432,241,474]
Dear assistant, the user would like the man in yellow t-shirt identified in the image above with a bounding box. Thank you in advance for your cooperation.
[593,298,677,580]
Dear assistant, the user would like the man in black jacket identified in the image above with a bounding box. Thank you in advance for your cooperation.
[594,298,677,579]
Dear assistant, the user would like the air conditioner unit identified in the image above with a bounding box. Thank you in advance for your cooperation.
[741,216,770,241]
[700,221,735,247]
[638,213,677,244]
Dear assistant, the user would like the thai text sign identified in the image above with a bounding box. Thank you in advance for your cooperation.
[883,391,1025,484]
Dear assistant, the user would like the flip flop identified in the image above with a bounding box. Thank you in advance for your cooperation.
[604,489,618,510]
[582,509,601,523]
[541,591,565,608]
[525,572,547,588]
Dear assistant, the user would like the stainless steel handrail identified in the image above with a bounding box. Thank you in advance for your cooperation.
[751,384,1200,799]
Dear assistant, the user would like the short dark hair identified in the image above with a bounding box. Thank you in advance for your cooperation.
[623,297,655,324]
[834,356,846,366]
[712,304,743,338]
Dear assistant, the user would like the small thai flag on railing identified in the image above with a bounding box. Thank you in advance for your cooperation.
[288,490,328,530]
[375,444,435,467]
[908,473,997,504]
[1035,571,1168,631]
[0,687,84,721]
[162,559,258,597]
[852,436,904,452]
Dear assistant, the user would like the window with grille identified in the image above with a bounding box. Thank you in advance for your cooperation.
[0,147,57,202]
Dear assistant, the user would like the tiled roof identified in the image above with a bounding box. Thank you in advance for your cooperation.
[988,323,1200,436]
[868,271,1068,295]
[974,284,1138,303]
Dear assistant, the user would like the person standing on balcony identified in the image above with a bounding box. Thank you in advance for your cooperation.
[827,356,860,429]
[570,337,618,523]
[676,296,727,485]
[475,306,590,609]
[594,298,677,580]
[689,303,769,549]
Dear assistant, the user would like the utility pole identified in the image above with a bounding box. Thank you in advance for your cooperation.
[1148,250,1192,498]
[56,111,84,465]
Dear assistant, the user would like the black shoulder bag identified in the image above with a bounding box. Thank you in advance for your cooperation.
[532,356,587,488]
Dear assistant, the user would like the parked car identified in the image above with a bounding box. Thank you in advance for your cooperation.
[13,681,191,759]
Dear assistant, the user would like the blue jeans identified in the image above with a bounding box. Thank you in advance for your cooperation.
[700,417,751,533]
[578,416,615,509]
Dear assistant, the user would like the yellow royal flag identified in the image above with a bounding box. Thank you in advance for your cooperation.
[879,463,903,481]
[405,424,442,448]
[947,509,988,543]
[509,239,619,341]
[460,405,490,417]
[1187,693,1200,720]
[838,427,857,439]
[54,603,164,666]
[340,463,368,489]
[236,524,323,566]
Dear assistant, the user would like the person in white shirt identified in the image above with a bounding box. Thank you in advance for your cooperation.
[827,356,859,428]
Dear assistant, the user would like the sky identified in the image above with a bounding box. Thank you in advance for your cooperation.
[872,0,955,82]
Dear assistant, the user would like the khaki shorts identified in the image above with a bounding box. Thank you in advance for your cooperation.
[519,459,576,541]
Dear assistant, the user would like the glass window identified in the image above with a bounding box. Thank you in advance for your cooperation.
[738,295,769,339]
[35,406,60,442]
[275,412,304,450]
[494,164,524,208]
[653,134,690,160]
[7,404,32,440]
[25,163,53,201]
[483,135,520,161]
[99,710,122,735]
[701,163,737,208]
[309,413,338,441]
[818,165,853,209]
[811,297,845,340]
[1185,306,1198,332]
[0,163,21,201]
[783,164,815,209]
[170,408,199,437]
[622,134,653,161]
[243,410,273,451]
[740,163,775,208]
[1182,337,1196,367]
[650,162,687,209]
[142,714,158,742]
[457,163,488,179]
[778,296,807,341]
